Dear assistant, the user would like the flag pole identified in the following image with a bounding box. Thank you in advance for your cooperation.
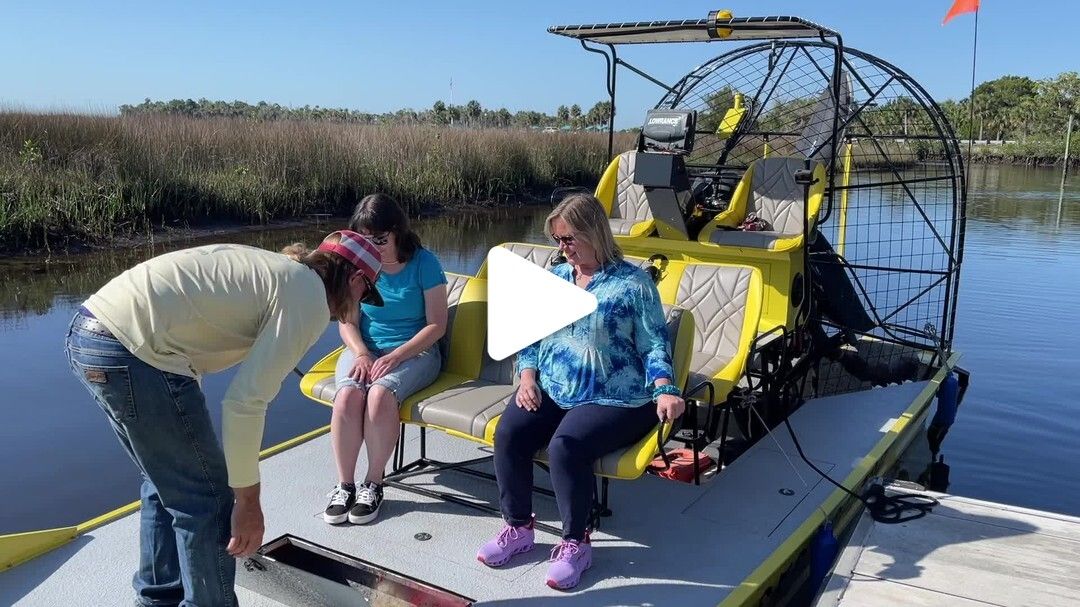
[964,8,980,182]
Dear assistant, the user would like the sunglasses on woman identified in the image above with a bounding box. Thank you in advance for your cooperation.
[354,272,379,304]
[551,233,576,246]
[363,232,391,246]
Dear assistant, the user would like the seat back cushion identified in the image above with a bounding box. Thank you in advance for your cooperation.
[438,273,472,366]
[478,346,516,385]
[614,152,653,223]
[500,242,560,269]
[748,156,808,237]
[661,303,694,390]
[608,217,643,236]
[675,264,754,380]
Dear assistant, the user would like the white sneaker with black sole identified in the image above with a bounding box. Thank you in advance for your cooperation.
[348,481,384,524]
[323,483,356,524]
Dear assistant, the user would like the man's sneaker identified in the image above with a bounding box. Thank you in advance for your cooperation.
[545,538,592,590]
[348,481,384,524]
[476,521,535,567]
[323,483,355,524]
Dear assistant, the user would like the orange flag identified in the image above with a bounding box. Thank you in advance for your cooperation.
[943,0,980,24]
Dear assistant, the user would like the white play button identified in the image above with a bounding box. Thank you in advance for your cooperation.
[486,246,598,361]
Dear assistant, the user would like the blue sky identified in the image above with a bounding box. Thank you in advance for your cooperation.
[2,1,1074,127]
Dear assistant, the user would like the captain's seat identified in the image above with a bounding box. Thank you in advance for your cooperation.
[596,151,659,237]
[595,109,697,240]
[697,157,825,252]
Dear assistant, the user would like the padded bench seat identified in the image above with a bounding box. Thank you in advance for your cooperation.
[489,243,763,409]
[302,254,698,482]
[302,242,762,488]
[404,378,513,445]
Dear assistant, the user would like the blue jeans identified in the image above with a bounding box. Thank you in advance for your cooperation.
[65,312,237,607]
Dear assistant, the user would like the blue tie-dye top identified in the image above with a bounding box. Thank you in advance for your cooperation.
[517,259,673,409]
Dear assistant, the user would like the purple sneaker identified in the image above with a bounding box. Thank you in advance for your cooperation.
[476,521,535,567]
[545,538,592,590]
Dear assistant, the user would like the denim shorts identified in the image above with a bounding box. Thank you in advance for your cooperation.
[334,344,441,402]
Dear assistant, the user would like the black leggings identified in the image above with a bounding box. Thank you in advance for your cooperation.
[493,388,659,540]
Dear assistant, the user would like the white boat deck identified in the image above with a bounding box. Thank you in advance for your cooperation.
[817,488,1080,607]
[2,380,933,606]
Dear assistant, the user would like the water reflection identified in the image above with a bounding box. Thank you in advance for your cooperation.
[0,205,552,534]
[0,207,552,321]
[967,164,1080,231]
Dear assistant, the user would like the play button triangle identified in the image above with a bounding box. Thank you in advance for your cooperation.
[486,246,598,361]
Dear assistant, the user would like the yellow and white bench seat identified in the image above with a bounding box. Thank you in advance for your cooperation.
[491,244,764,409]
[300,272,504,445]
[302,247,698,483]
[299,243,764,505]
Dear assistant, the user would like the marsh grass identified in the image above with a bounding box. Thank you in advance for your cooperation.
[0,112,632,252]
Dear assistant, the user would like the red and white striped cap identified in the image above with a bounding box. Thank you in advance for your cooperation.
[317,230,384,306]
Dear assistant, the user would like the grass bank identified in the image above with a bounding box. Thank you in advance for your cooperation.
[967,140,1080,167]
[0,112,632,253]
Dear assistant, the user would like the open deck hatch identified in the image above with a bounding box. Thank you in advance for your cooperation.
[238,534,474,607]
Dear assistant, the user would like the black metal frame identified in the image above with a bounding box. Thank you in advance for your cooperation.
[670,383,722,484]
[383,424,622,536]
[384,369,708,531]
[669,43,962,353]
[383,425,549,535]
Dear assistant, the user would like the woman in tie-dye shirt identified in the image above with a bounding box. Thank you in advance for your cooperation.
[476,193,686,590]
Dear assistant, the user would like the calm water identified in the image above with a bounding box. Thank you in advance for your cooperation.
[1,164,1078,535]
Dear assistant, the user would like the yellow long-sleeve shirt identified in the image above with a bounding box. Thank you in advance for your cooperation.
[83,244,329,488]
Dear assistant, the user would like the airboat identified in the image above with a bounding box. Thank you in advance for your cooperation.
[1,11,970,607]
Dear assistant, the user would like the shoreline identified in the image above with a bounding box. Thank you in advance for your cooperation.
[2,157,1070,259]
[2,198,548,260]
[965,155,1080,169]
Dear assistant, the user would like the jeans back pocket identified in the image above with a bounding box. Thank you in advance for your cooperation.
[72,360,137,422]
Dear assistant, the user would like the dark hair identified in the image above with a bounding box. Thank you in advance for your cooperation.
[282,236,356,322]
[349,193,422,263]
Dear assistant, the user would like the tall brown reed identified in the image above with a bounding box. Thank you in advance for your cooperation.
[0,112,634,252]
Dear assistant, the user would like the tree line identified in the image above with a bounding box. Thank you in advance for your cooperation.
[119,71,1080,146]
[119,98,614,130]
[939,72,1080,141]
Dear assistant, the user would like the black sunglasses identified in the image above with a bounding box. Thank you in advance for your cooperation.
[358,274,379,304]
[551,233,576,246]
[364,232,390,246]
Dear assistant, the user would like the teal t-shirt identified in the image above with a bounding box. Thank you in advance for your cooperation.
[360,248,447,351]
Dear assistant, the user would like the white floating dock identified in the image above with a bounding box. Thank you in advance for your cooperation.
[817,488,1080,607]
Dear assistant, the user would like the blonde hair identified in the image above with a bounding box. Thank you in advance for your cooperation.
[282,234,356,321]
[546,193,622,266]
[281,242,309,261]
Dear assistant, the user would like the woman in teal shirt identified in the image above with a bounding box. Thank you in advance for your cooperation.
[323,194,448,526]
